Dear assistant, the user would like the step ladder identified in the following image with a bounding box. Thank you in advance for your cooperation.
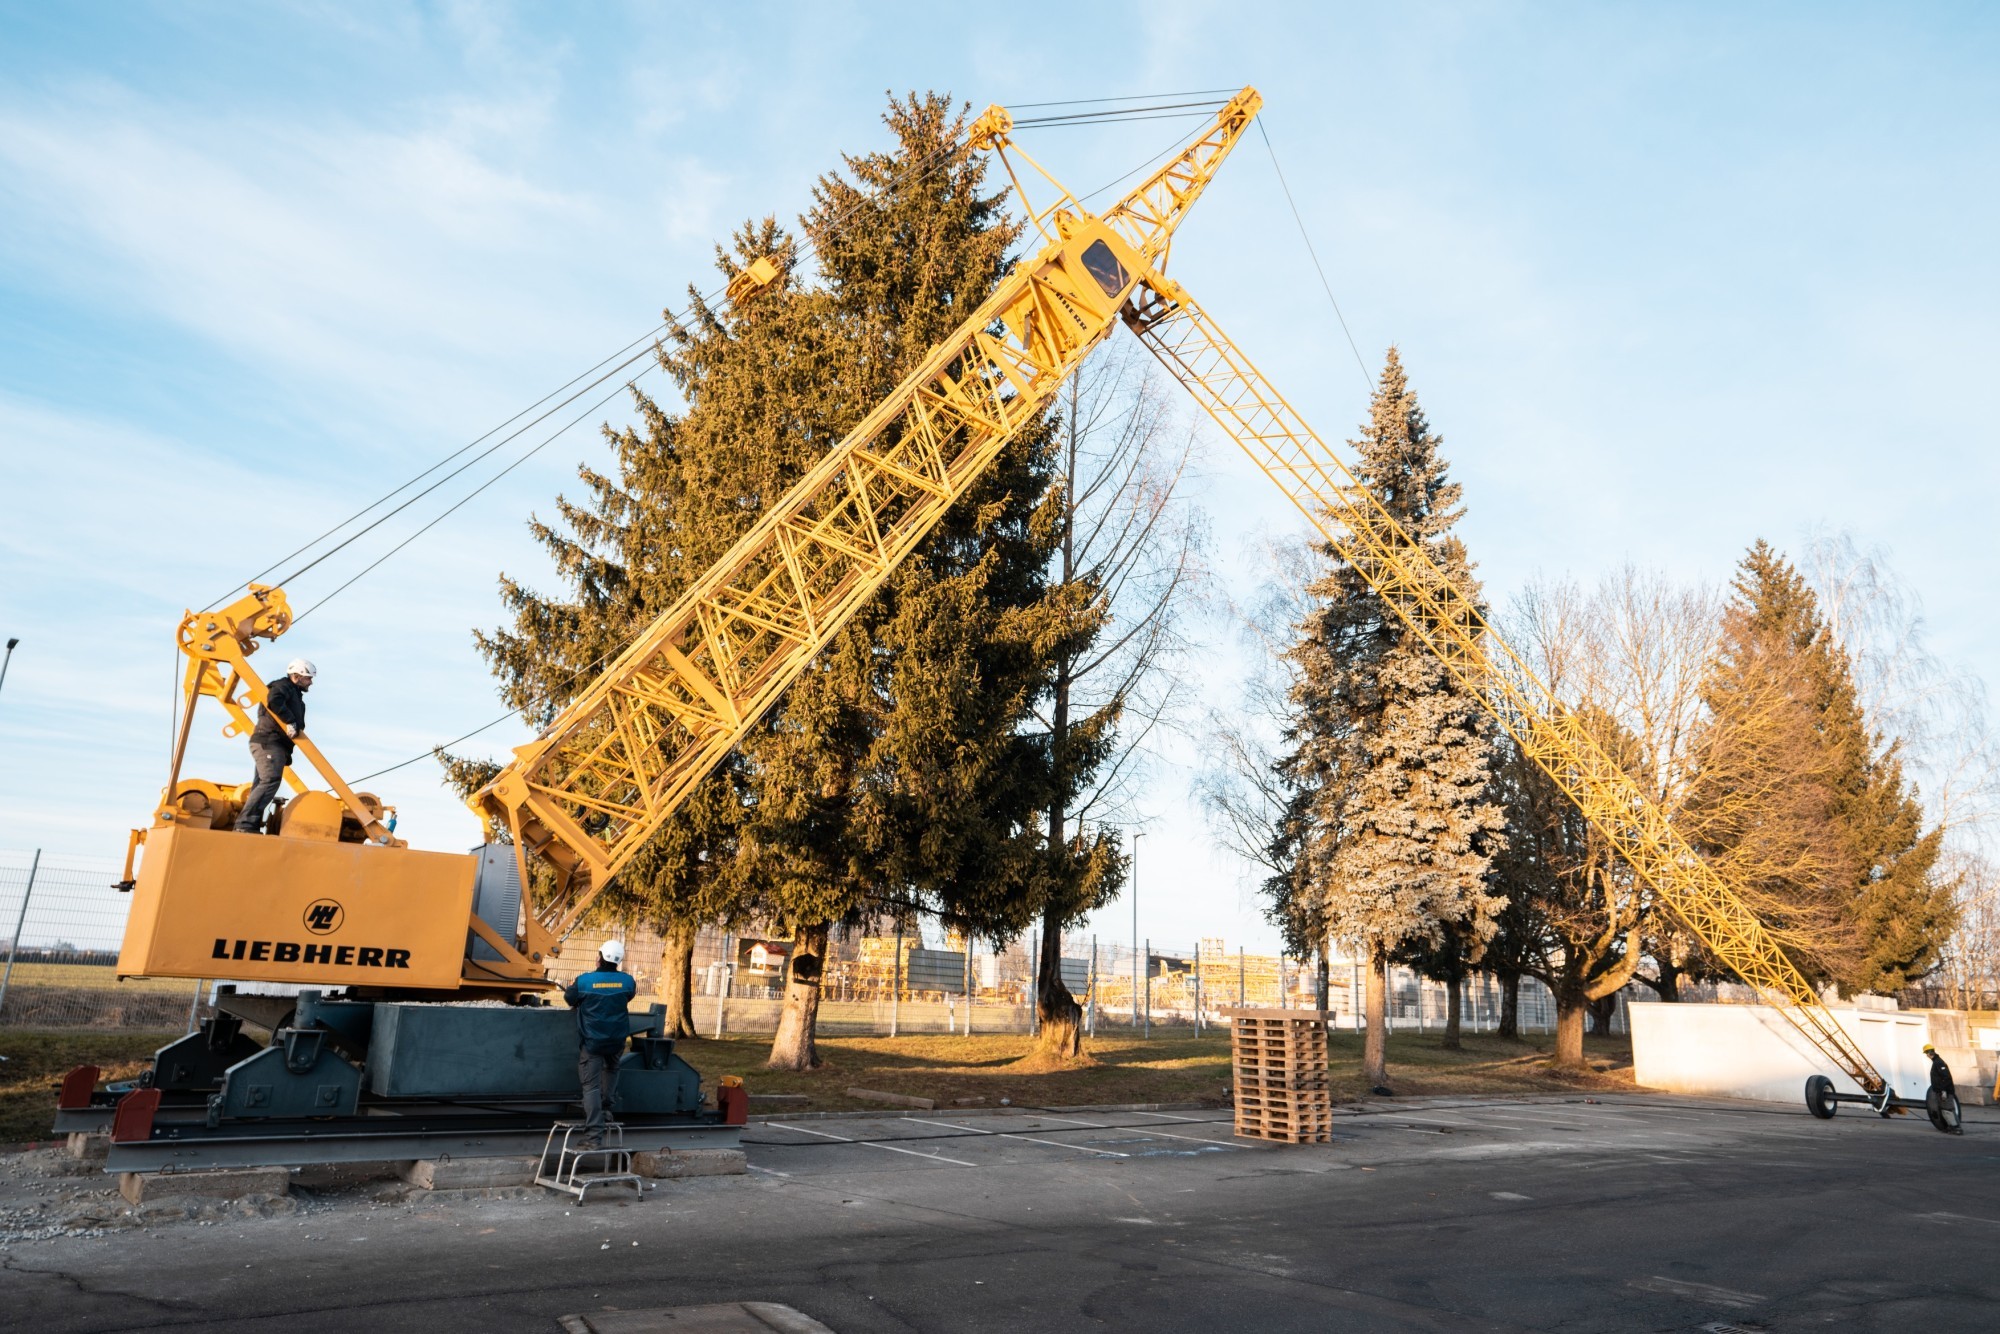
[536,1121,643,1203]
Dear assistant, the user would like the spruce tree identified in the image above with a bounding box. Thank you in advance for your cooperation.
[444,214,818,1033]
[1692,541,1954,993]
[1270,348,1505,1090]
[453,95,1066,1064]
[731,93,1064,1071]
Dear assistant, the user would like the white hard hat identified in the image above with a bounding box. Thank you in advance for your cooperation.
[287,658,318,679]
[600,940,626,965]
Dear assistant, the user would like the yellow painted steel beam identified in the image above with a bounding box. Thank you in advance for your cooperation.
[472,90,1267,957]
[161,586,398,848]
[1119,269,1887,1096]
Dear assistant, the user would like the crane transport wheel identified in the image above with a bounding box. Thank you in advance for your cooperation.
[1926,1087,1963,1135]
[1805,1075,1839,1119]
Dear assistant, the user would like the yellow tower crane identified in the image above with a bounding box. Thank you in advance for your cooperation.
[110,87,1928,1150]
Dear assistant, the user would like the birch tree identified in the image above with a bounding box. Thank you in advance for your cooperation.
[1023,344,1206,1061]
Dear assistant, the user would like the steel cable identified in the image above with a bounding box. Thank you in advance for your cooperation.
[1257,118,1373,393]
[341,114,1226,785]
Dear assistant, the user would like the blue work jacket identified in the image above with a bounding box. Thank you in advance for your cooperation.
[563,968,636,1055]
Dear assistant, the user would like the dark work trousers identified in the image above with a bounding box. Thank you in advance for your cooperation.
[578,1047,620,1139]
[234,739,292,832]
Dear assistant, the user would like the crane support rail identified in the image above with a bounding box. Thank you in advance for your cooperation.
[103,1113,739,1174]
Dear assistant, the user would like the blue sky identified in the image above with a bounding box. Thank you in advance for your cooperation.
[1,2,1995,953]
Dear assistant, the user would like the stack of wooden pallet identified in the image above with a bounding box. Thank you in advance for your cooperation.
[1225,1007,1332,1144]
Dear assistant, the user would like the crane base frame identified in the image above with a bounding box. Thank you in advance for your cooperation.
[57,995,739,1172]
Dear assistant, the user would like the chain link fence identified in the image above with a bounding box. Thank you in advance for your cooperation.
[0,851,210,1031]
[1,849,1607,1038]
[563,918,1594,1039]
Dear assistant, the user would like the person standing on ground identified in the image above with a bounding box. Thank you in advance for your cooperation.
[234,659,315,833]
[563,940,635,1148]
[1923,1041,1964,1135]
[1924,1042,1956,1099]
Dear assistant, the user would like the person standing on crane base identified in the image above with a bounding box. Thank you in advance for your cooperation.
[564,940,635,1149]
[233,658,315,834]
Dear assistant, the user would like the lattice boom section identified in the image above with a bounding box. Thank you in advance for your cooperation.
[1104,89,1263,264]
[1131,281,1885,1094]
[489,235,1143,938]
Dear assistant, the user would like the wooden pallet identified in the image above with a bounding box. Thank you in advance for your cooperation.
[1226,1008,1332,1144]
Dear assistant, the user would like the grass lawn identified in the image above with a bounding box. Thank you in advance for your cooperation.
[675,1027,1635,1112]
[0,1025,1636,1143]
[0,963,191,992]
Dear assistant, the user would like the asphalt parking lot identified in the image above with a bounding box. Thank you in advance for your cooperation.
[5,1092,1997,1331]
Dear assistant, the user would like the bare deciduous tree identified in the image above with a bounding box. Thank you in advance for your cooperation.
[1028,342,1207,1062]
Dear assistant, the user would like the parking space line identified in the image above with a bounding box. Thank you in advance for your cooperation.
[765,1121,978,1167]
[901,1116,1131,1158]
[1028,1113,1245,1149]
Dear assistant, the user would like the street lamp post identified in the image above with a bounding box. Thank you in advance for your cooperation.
[0,638,18,700]
[1131,830,1144,1037]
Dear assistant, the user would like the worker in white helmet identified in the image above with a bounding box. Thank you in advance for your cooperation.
[562,939,635,1149]
[234,658,316,833]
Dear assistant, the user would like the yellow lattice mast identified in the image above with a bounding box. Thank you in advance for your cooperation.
[1118,273,1885,1096]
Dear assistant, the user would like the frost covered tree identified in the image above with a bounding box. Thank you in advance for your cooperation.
[1267,349,1505,1090]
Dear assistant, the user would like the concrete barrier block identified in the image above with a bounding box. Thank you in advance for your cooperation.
[560,1303,833,1333]
[119,1168,289,1205]
[632,1148,747,1180]
[398,1156,540,1190]
[844,1087,934,1110]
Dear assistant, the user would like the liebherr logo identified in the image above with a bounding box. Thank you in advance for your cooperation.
[303,899,344,935]
[211,937,412,968]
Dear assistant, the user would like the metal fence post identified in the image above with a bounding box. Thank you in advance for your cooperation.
[185,978,205,1035]
[1143,936,1151,1038]
[1087,936,1097,1037]
[0,848,41,1022]
[964,938,973,1036]
[1238,946,1245,1008]
[1279,954,1288,1010]
[891,921,902,1038]
[716,961,733,1040]
[1184,956,1200,1040]
[1027,932,1038,1036]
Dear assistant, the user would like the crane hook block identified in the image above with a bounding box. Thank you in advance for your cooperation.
[725,255,781,307]
[967,104,1012,151]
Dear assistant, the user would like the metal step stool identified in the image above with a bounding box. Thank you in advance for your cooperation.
[537,1120,644,1203]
